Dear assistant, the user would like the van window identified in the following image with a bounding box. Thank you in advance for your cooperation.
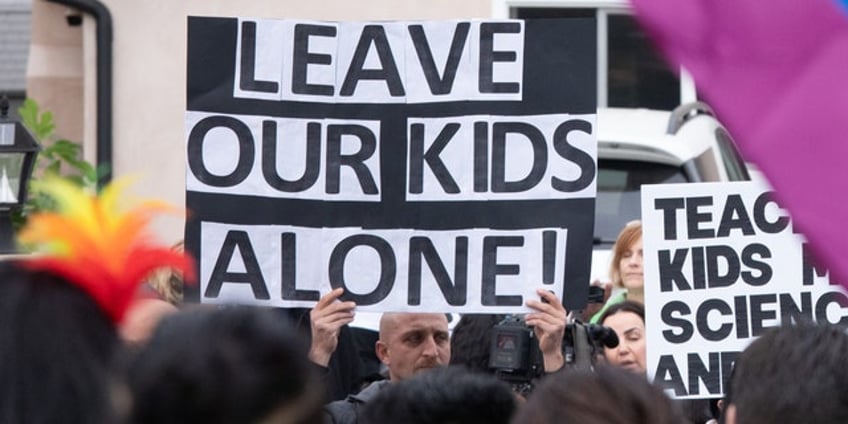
[715,128,751,181]
[512,8,680,110]
[607,14,679,110]
[595,159,687,244]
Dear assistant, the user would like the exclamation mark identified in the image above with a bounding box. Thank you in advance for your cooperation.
[543,231,556,285]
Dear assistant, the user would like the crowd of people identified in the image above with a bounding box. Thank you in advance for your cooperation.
[3,181,848,424]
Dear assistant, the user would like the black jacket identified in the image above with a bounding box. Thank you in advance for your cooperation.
[323,380,391,424]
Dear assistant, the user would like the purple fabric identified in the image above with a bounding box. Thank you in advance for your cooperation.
[630,0,848,286]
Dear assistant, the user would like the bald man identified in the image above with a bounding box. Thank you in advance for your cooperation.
[324,312,450,424]
[376,312,451,382]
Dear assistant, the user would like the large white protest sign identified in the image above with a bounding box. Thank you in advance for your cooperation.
[642,181,847,399]
[200,223,567,313]
[185,17,597,313]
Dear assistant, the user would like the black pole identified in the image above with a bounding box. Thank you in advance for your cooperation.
[0,210,16,253]
[45,0,113,189]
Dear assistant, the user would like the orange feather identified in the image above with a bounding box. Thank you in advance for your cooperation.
[17,178,195,322]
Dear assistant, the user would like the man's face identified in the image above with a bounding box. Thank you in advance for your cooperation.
[376,313,450,381]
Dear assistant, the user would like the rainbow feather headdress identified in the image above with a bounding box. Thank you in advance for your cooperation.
[17,177,194,322]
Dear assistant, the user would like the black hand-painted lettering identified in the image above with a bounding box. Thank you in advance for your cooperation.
[407,22,470,95]
[408,236,468,306]
[325,124,379,194]
[659,249,691,292]
[815,291,848,326]
[734,295,750,338]
[692,246,706,290]
[281,232,319,301]
[292,24,336,96]
[753,191,790,233]
[328,235,396,305]
[473,121,489,193]
[687,352,721,396]
[187,116,254,187]
[542,231,557,285]
[478,22,520,93]
[408,123,460,194]
[481,236,523,306]
[340,25,405,96]
[262,121,322,192]
[749,294,778,336]
[802,242,829,285]
[778,292,812,325]
[654,197,685,240]
[696,299,733,341]
[741,243,771,286]
[686,196,715,239]
[205,230,271,300]
[706,245,739,288]
[717,194,755,237]
[551,120,595,193]
[661,300,693,343]
[239,21,279,93]
[654,355,687,397]
[491,122,547,193]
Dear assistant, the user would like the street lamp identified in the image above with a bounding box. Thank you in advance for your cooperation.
[0,95,41,253]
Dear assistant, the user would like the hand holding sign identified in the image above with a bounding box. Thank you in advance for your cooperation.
[308,288,357,367]
[525,288,567,372]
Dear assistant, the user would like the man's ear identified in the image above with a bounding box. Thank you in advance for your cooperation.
[375,340,390,366]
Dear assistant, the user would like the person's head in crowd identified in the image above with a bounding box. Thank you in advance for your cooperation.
[128,306,324,424]
[599,301,646,373]
[724,322,848,424]
[0,178,194,423]
[144,240,186,306]
[0,263,122,423]
[610,220,644,303]
[376,313,451,382]
[449,314,505,373]
[119,297,179,344]
[360,366,517,424]
[512,365,684,424]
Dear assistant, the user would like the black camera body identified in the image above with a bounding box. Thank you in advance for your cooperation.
[488,315,619,395]
[587,284,606,303]
[487,316,543,396]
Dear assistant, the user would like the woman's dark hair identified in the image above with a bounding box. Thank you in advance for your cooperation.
[598,300,645,325]
[449,314,505,373]
[0,261,120,423]
[513,365,684,424]
[361,366,516,424]
[127,306,324,424]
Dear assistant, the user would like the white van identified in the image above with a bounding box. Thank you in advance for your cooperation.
[591,102,751,281]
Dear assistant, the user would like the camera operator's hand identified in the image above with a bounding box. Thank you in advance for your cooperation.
[525,288,567,373]
[308,288,356,367]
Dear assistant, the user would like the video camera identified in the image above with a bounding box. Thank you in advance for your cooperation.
[488,314,618,395]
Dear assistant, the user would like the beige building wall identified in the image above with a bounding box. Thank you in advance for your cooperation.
[28,0,493,243]
[27,1,84,143]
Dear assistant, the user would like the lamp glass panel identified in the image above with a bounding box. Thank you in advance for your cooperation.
[0,124,14,146]
[0,153,24,203]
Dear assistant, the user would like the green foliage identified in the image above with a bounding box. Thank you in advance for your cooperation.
[12,98,104,225]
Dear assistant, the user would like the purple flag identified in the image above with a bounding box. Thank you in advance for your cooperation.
[630,0,848,287]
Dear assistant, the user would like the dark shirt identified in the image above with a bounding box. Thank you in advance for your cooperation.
[323,380,391,424]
